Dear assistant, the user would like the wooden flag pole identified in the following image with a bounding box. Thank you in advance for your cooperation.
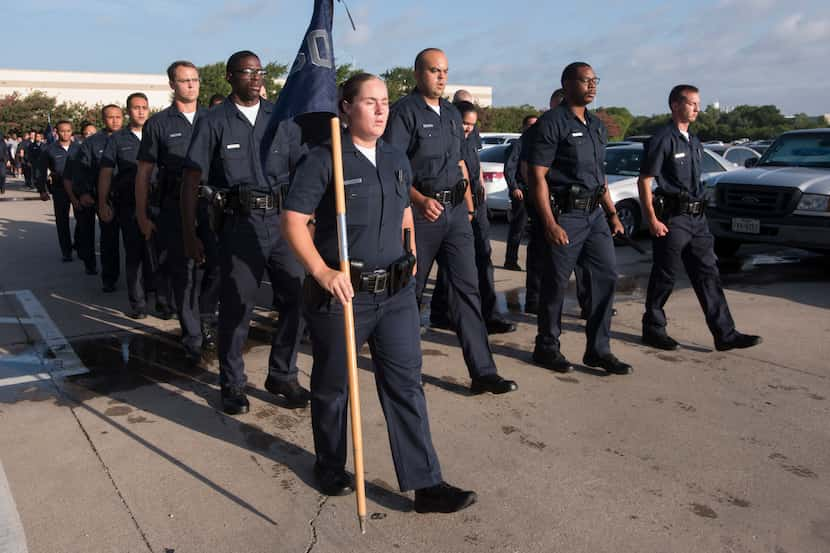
[330,116,367,534]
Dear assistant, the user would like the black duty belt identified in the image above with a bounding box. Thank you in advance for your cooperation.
[421,179,468,207]
[654,192,704,218]
[226,190,282,213]
[550,185,606,215]
[356,269,390,294]
[349,252,416,296]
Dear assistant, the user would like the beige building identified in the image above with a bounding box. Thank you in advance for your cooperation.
[0,68,172,108]
[443,84,493,107]
[0,67,494,109]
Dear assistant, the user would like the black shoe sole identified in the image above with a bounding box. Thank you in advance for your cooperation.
[486,324,517,335]
[532,353,574,373]
[715,336,763,351]
[222,403,250,415]
[583,357,632,375]
[415,491,478,514]
[641,336,678,351]
[470,381,518,395]
[264,379,310,407]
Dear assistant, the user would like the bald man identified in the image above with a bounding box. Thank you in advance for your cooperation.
[384,48,517,396]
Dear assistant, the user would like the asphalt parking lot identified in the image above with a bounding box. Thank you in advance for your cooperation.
[1,177,829,553]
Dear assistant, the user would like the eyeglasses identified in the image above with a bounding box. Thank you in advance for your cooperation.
[234,68,267,78]
[175,78,201,84]
[573,77,600,86]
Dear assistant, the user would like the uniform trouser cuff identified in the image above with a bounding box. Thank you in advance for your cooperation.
[399,470,444,493]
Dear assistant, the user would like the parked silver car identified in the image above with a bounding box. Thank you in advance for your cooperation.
[703,128,830,255]
[604,144,737,236]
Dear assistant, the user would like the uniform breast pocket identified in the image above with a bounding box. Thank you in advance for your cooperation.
[221,145,251,183]
[672,154,690,174]
[417,127,442,158]
[345,180,371,227]
[166,136,187,158]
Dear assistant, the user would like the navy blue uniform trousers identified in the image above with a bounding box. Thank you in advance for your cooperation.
[414,202,497,379]
[216,209,303,390]
[537,207,617,356]
[643,213,736,341]
[505,192,528,265]
[114,202,149,312]
[49,183,73,258]
[430,202,498,323]
[75,204,97,271]
[159,201,219,354]
[99,212,121,287]
[524,199,546,308]
[306,281,442,492]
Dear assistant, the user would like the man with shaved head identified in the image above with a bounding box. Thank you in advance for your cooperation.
[384,48,518,396]
[452,89,474,103]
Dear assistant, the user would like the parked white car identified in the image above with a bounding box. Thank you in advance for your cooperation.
[480,142,738,229]
[604,144,738,236]
[480,144,512,215]
[479,132,521,149]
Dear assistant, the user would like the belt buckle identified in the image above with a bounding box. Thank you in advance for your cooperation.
[370,270,388,294]
[574,198,588,211]
[252,195,272,210]
[436,190,452,204]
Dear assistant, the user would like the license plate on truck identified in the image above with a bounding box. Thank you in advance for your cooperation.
[731,218,760,234]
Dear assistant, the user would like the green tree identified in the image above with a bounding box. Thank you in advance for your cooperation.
[336,63,365,86]
[197,62,230,106]
[0,91,102,135]
[263,61,288,102]
[196,60,287,104]
[478,105,539,132]
[381,66,416,103]
[595,106,634,140]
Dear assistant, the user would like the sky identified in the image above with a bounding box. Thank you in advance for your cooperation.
[5,0,830,116]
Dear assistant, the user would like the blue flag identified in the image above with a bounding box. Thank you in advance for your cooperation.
[272,0,338,123]
[261,0,338,169]
[43,120,56,144]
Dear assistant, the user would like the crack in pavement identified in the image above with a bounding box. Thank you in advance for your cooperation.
[304,494,329,553]
[49,379,155,553]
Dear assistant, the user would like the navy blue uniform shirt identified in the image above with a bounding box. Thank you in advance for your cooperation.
[383,91,464,194]
[184,98,274,194]
[285,133,412,271]
[40,141,80,179]
[526,104,608,193]
[139,105,207,197]
[262,118,305,194]
[100,128,142,203]
[640,123,704,199]
[505,137,524,192]
[463,127,482,195]
[76,132,111,196]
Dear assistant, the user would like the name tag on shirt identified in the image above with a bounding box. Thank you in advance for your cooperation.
[422,124,434,129]
[344,178,363,186]
[674,152,686,159]
[169,132,182,138]
[571,132,583,137]
[226,144,241,150]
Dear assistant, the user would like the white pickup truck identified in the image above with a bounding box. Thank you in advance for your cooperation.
[703,128,830,256]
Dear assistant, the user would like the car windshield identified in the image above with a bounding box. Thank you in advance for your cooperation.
[603,148,642,176]
[481,136,505,144]
[479,145,510,163]
[758,134,830,168]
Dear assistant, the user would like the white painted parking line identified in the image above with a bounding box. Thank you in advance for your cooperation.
[0,460,28,553]
[0,290,88,388]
